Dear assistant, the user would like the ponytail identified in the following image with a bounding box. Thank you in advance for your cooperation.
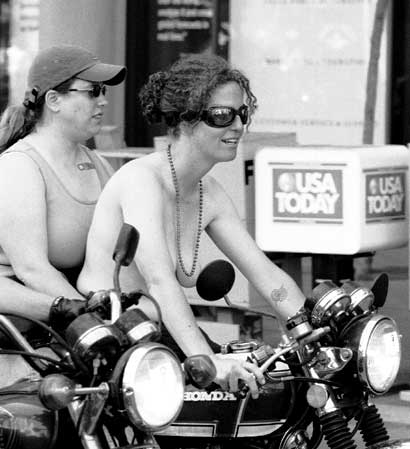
[0,77,81,153]
[0,92,46,154]
[0,105,37,153]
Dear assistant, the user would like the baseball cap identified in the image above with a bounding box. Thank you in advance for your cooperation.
[27,44,127,99]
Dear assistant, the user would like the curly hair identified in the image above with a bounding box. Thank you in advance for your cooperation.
[139,53,257,136]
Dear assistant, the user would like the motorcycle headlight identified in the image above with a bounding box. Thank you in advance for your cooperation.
[118,343,185,431]
[343,315,401,395]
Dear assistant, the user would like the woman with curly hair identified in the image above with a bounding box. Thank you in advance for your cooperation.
[78,53,306,397]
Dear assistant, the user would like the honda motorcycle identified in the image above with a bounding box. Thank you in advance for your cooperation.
[0,224,211,449]
[157,259,410,449]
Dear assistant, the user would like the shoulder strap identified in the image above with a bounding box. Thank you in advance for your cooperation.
[81,146,112,188]
[1,141,48,184]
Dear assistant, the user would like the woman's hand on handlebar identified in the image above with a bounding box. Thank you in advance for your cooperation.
[49,296,86,330]
[86,290,142,319]
[210,354,265,399]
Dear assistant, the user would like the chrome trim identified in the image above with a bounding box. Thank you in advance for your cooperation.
[67,399,107,449]
[357,315,401,394]
[121,343,185,431]
[73,325,117,359]
[127,321,159,344]
[311,287,349,325]
[235,422,285,437]
[314,347,353,374]
[78,384,110,435]
[109,290,122,322]
[229,340,259,353]
[157,421,285,438]
[279,428,309,449]
[156,423,217,437]
[349,286,374,312]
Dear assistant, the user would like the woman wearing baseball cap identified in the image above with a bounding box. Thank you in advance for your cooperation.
[0,44,126,338]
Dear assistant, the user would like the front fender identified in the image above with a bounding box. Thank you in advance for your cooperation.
[368,440,410,449]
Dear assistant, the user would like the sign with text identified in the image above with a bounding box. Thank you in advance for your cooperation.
[230,0,391,145]
[255,146,408,254]
[365,170,407,222]
[126,0,229,146]
[148,0,228,72]
[271,167,343,223]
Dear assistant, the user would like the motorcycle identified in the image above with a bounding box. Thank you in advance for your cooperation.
[0,223,212,449]
[156,259,410,449]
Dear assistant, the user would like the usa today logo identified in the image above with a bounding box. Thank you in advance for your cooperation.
[272,168,343,222]
[365,171,406,222]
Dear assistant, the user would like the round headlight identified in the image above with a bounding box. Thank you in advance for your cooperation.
[347,315,401,394]
[120,343,184,430]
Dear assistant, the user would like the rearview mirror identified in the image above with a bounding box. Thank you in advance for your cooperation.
[196,260,235,301]
[371,272,389,309]
[112,223,139,267]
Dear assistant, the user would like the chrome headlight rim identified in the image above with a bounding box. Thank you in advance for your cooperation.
[356,314,401,395]
[121,342,185,431]
[311,285,350,326]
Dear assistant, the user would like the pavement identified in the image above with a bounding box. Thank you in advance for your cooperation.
[316,389,410,448]
[374,388,410,440]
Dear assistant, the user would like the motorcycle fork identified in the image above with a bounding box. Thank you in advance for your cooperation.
[68,399,110,449]
[302,360,357,449]
[355,402,389,446]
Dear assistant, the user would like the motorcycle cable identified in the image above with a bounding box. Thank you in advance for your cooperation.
[347,408,365,439]
[2,313,90,376]
[132,289,163,334]
[264,373,343,389]
[0,348,72,371]
[277,354,316,367]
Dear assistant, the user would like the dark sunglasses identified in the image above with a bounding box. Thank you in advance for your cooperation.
[68,83,107,98]
[200,104,249,128]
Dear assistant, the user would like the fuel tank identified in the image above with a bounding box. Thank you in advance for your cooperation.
[0,378,57,449]
[159,379,294,438]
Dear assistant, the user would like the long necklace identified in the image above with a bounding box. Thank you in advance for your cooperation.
[166,144,203,277]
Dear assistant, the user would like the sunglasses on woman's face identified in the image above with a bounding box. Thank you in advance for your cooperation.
[68,83,107,98]
[200,104,249,128]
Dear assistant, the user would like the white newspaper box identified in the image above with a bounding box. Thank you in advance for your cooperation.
[255,145,409,254]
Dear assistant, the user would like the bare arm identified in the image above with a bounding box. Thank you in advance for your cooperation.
[206,177,305,321]
[118,166,214,357]
[0,154,83,310]
[117,166,265,396]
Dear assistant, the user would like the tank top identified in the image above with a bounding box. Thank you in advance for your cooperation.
[0,141,112,278]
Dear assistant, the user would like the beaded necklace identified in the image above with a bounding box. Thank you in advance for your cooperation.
[166,144,203,277]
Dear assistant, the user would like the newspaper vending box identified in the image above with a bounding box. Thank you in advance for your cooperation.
[255,145,409,255]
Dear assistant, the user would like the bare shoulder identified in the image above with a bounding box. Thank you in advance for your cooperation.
[113,153,165,197]
[0,151,44,189]
[203,174,232,204]
[0,150,40,170]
